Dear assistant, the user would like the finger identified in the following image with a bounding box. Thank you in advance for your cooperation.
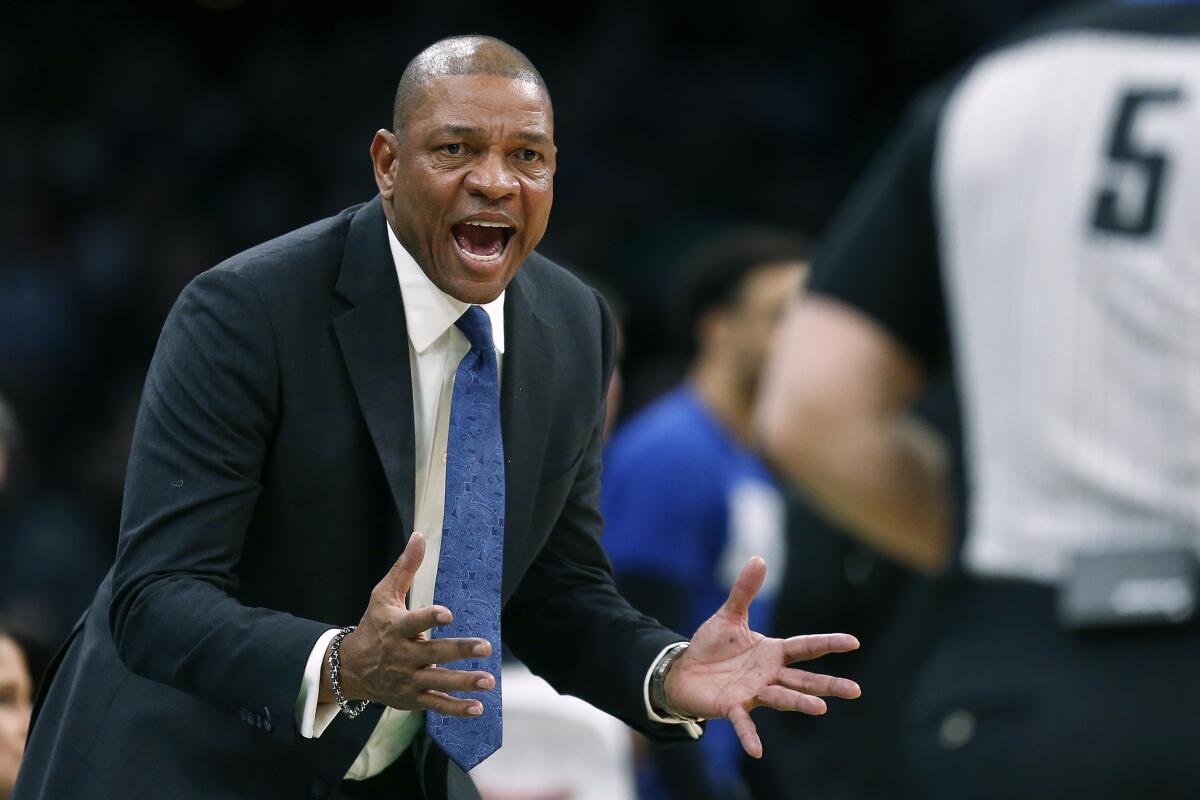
[782,633,860,663]
[777,668,862,699]
[415,666,496,694]
[420,636,493,666]
[721,556,767,618]
[757,685,827,715]
[373,532,426,606]
[394,605,454,639]
[418,689,485,718]
[728,705,762,759]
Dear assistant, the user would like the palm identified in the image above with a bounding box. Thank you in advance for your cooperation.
[670,606,772,714]
[663,557,861,758]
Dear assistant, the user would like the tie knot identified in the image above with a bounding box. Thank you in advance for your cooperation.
[455,305,495,352]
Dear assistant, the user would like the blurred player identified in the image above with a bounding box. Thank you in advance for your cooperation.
[758,2,1200,797]
[603,228,807,800]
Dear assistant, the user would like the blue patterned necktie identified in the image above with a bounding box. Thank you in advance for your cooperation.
[426,305,504,772]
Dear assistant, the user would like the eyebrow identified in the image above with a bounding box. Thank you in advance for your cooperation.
[432,125,552,146]
[436,125,484,138]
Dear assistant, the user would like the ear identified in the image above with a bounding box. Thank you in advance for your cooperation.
[370,129,399,200]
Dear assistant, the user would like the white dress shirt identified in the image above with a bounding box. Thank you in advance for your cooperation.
[296,221,696,782]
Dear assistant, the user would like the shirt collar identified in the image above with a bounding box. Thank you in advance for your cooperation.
[386,221,506,355]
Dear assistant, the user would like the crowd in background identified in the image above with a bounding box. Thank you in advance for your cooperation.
[0,2,1069,798]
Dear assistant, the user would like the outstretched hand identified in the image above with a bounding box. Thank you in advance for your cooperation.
[662,557,861,758]
[320,532,497,718]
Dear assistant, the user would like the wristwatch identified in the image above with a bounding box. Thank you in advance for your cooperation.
[649,642,704,724]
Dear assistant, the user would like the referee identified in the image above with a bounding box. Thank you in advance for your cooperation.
[757,2,1200,797]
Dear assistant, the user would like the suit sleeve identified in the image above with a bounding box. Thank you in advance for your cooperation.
[501,289,696,743]
[108,266,330,745]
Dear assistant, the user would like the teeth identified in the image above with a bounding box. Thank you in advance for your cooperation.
[459,248,504,262]
[464,221,512,228]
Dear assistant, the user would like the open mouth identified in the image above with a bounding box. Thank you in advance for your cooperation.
[451,221,514,262]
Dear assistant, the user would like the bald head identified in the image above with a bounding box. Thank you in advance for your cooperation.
[393,35,550,132]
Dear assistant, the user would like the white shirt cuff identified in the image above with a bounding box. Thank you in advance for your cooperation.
[643,642,703,740]
[296,628,342,739]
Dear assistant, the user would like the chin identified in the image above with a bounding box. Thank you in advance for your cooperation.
[433,269,509,305]
[435,251,525,306]
[452,282,506,305]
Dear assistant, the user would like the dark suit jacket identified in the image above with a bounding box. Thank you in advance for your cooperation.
[15,197,689,800]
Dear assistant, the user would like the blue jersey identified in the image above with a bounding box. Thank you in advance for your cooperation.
[602,387,787,797]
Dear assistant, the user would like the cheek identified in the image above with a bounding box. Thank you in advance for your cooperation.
[524,186,554,230]
[401,170,458,219]
[750,329,774,361]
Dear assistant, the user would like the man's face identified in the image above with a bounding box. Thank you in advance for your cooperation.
[0,635,31,794]
[730,262,808,392]
[374,74,556,304]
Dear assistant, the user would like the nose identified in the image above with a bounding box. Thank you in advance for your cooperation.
[464,151,519,201]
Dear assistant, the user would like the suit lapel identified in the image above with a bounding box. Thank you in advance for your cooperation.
[332,197,416,552]
[500,269,555,601]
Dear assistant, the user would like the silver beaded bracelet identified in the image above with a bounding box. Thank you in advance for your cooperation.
[328,625,369,719]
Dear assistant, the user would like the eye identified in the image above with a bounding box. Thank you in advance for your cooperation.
[440,143,466,156]
[516,148,542,163]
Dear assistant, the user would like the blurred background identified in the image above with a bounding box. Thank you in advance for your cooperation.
[0,1,1073,798]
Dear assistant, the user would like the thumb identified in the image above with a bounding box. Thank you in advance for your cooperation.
[373,531,426,606]
[722,556,766,618]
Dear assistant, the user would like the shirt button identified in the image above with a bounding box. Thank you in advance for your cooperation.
[309,779,329,799]
[938,708,976,750]
[442,450,448,463]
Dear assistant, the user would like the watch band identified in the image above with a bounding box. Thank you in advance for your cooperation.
[650,642,704,723]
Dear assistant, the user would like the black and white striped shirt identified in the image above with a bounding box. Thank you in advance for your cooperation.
[814,2,1200,582]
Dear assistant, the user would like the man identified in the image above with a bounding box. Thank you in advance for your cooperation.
[0,632,32,800]
[16,36,859,800]
[602,229,807,800]
[757,3,1200,798]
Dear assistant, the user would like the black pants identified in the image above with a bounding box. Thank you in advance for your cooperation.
[904,579,1200,800]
